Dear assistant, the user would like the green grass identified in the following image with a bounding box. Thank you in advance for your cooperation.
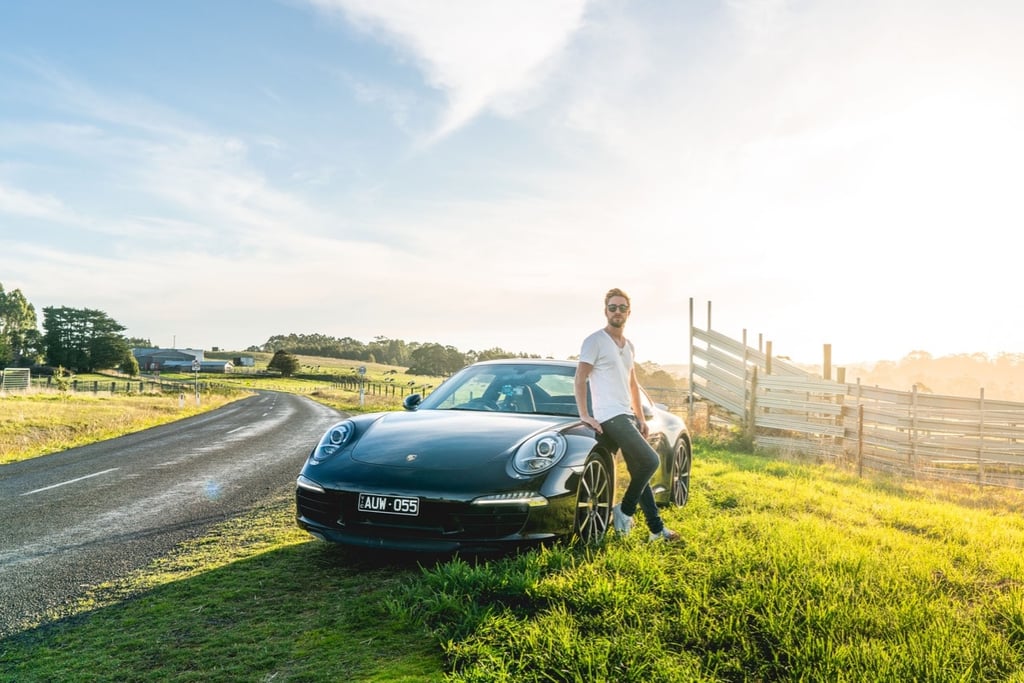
[3,443,1024,681]
[0,492,443,682]
[1,356,432,466]
[0,390,246,465]
[158,355,446,412]
[392,448,1024,681]
[202,351,445,389]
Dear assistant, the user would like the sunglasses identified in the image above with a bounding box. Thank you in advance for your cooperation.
[606,304,629,313]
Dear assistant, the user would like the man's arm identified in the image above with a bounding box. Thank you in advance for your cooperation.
[628,365,649,437]
[574,361,602,434]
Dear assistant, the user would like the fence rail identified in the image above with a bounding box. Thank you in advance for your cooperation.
[0,373,195,395]
[0,368,229,397]
[689,300,1024,490]
[326,375,433,399]
[0,368,30,392]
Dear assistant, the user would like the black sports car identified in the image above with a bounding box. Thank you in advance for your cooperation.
[295,359,690,552]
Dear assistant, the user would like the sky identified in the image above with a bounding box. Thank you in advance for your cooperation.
[2,0,1023,367]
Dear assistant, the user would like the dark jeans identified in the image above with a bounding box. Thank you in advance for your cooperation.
[601,413,665,534]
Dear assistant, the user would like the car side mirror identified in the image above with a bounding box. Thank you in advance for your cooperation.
[642,404,654,420]
[403,393,422,411]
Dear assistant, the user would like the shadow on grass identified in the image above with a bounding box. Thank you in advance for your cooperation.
[0,541,450,683]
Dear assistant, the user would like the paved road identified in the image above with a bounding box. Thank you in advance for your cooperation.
[0,391,341,637]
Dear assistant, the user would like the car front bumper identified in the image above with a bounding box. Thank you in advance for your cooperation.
[295,467,581,552]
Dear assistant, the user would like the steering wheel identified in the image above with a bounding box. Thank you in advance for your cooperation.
[463,397,500,411]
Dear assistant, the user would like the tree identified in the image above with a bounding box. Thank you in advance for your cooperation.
[368,336,409,366]
[268,350,301,377]
[471,347,519,363]
[0,283,40,366]
[407,343,467,376]
[90,333,130,371]
[20,329,44,366]
[42,306,129,372]
[120,353,140,377]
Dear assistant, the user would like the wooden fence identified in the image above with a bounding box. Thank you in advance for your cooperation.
[0,370,210,396]
[326,375,434,399]
[688,300,1024,490]
[39,377,204,395]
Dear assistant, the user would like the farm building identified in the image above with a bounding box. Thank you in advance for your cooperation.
[132,348,205,371]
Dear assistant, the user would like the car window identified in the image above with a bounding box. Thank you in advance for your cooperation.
[419,363,583,415]
[530,369,581,416]
[536,373,574,398]
[431,372,497,408]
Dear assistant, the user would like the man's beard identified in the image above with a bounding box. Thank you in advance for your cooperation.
[608,317,625,328]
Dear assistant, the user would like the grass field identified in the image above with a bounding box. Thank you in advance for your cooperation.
[1,356,442,467]
[3,364,1024,680]
[163,353,447,413]
[2,439,1024,681]
[0,390,245,465]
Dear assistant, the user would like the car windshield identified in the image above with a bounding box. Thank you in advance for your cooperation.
[418,363,583,416]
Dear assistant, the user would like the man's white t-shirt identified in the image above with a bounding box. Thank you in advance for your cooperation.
[579,329,635,423]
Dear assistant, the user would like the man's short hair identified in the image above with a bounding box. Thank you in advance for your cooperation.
[604,288,630,306]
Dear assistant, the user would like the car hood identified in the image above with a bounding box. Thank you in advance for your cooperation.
[349,410,573,471]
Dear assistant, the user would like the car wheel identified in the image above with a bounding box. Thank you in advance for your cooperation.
[670,438,692,506]
[574,453,612,544]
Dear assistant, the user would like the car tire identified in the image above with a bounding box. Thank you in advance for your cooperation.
[669,437,692,507]
[573,452,613,544]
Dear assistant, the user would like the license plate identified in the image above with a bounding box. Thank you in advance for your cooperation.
[358,493,420,516]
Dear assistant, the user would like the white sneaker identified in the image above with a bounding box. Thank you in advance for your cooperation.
[612,504,634,535]
[648,527,681,543]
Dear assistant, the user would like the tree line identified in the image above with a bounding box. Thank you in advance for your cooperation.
[254,332,686,386]
[253,333,542,376]
[0,281,686,385]
[0,282,549,378]
[1,283,150,374]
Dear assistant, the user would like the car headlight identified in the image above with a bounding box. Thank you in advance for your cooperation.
[512,431,567,475]
[310,420,355,463]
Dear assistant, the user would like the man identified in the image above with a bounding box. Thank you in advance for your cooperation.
[574,288,680,542]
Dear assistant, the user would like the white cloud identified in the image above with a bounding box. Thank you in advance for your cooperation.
[6,2,1024,364]
[0,182,78,224]
[307,0,589,141]
[4,65,347,249]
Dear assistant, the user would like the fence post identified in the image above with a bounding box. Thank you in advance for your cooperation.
[857,403,864,478]
[746,366,758,442]
[688,297,695,426]
[834,366,846,459]
[910,384,919,479]
[978,388,986,485]
[743,331,750,425]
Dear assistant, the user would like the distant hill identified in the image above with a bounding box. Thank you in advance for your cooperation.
[796,351,1024,403]
[649,354,1024,403]
[659,364,689,380]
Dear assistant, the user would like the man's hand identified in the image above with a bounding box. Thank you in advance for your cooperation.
[581,415,603,434]
[636,418,649,438]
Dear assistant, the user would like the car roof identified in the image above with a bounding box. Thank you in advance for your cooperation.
[470,358,577,368]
